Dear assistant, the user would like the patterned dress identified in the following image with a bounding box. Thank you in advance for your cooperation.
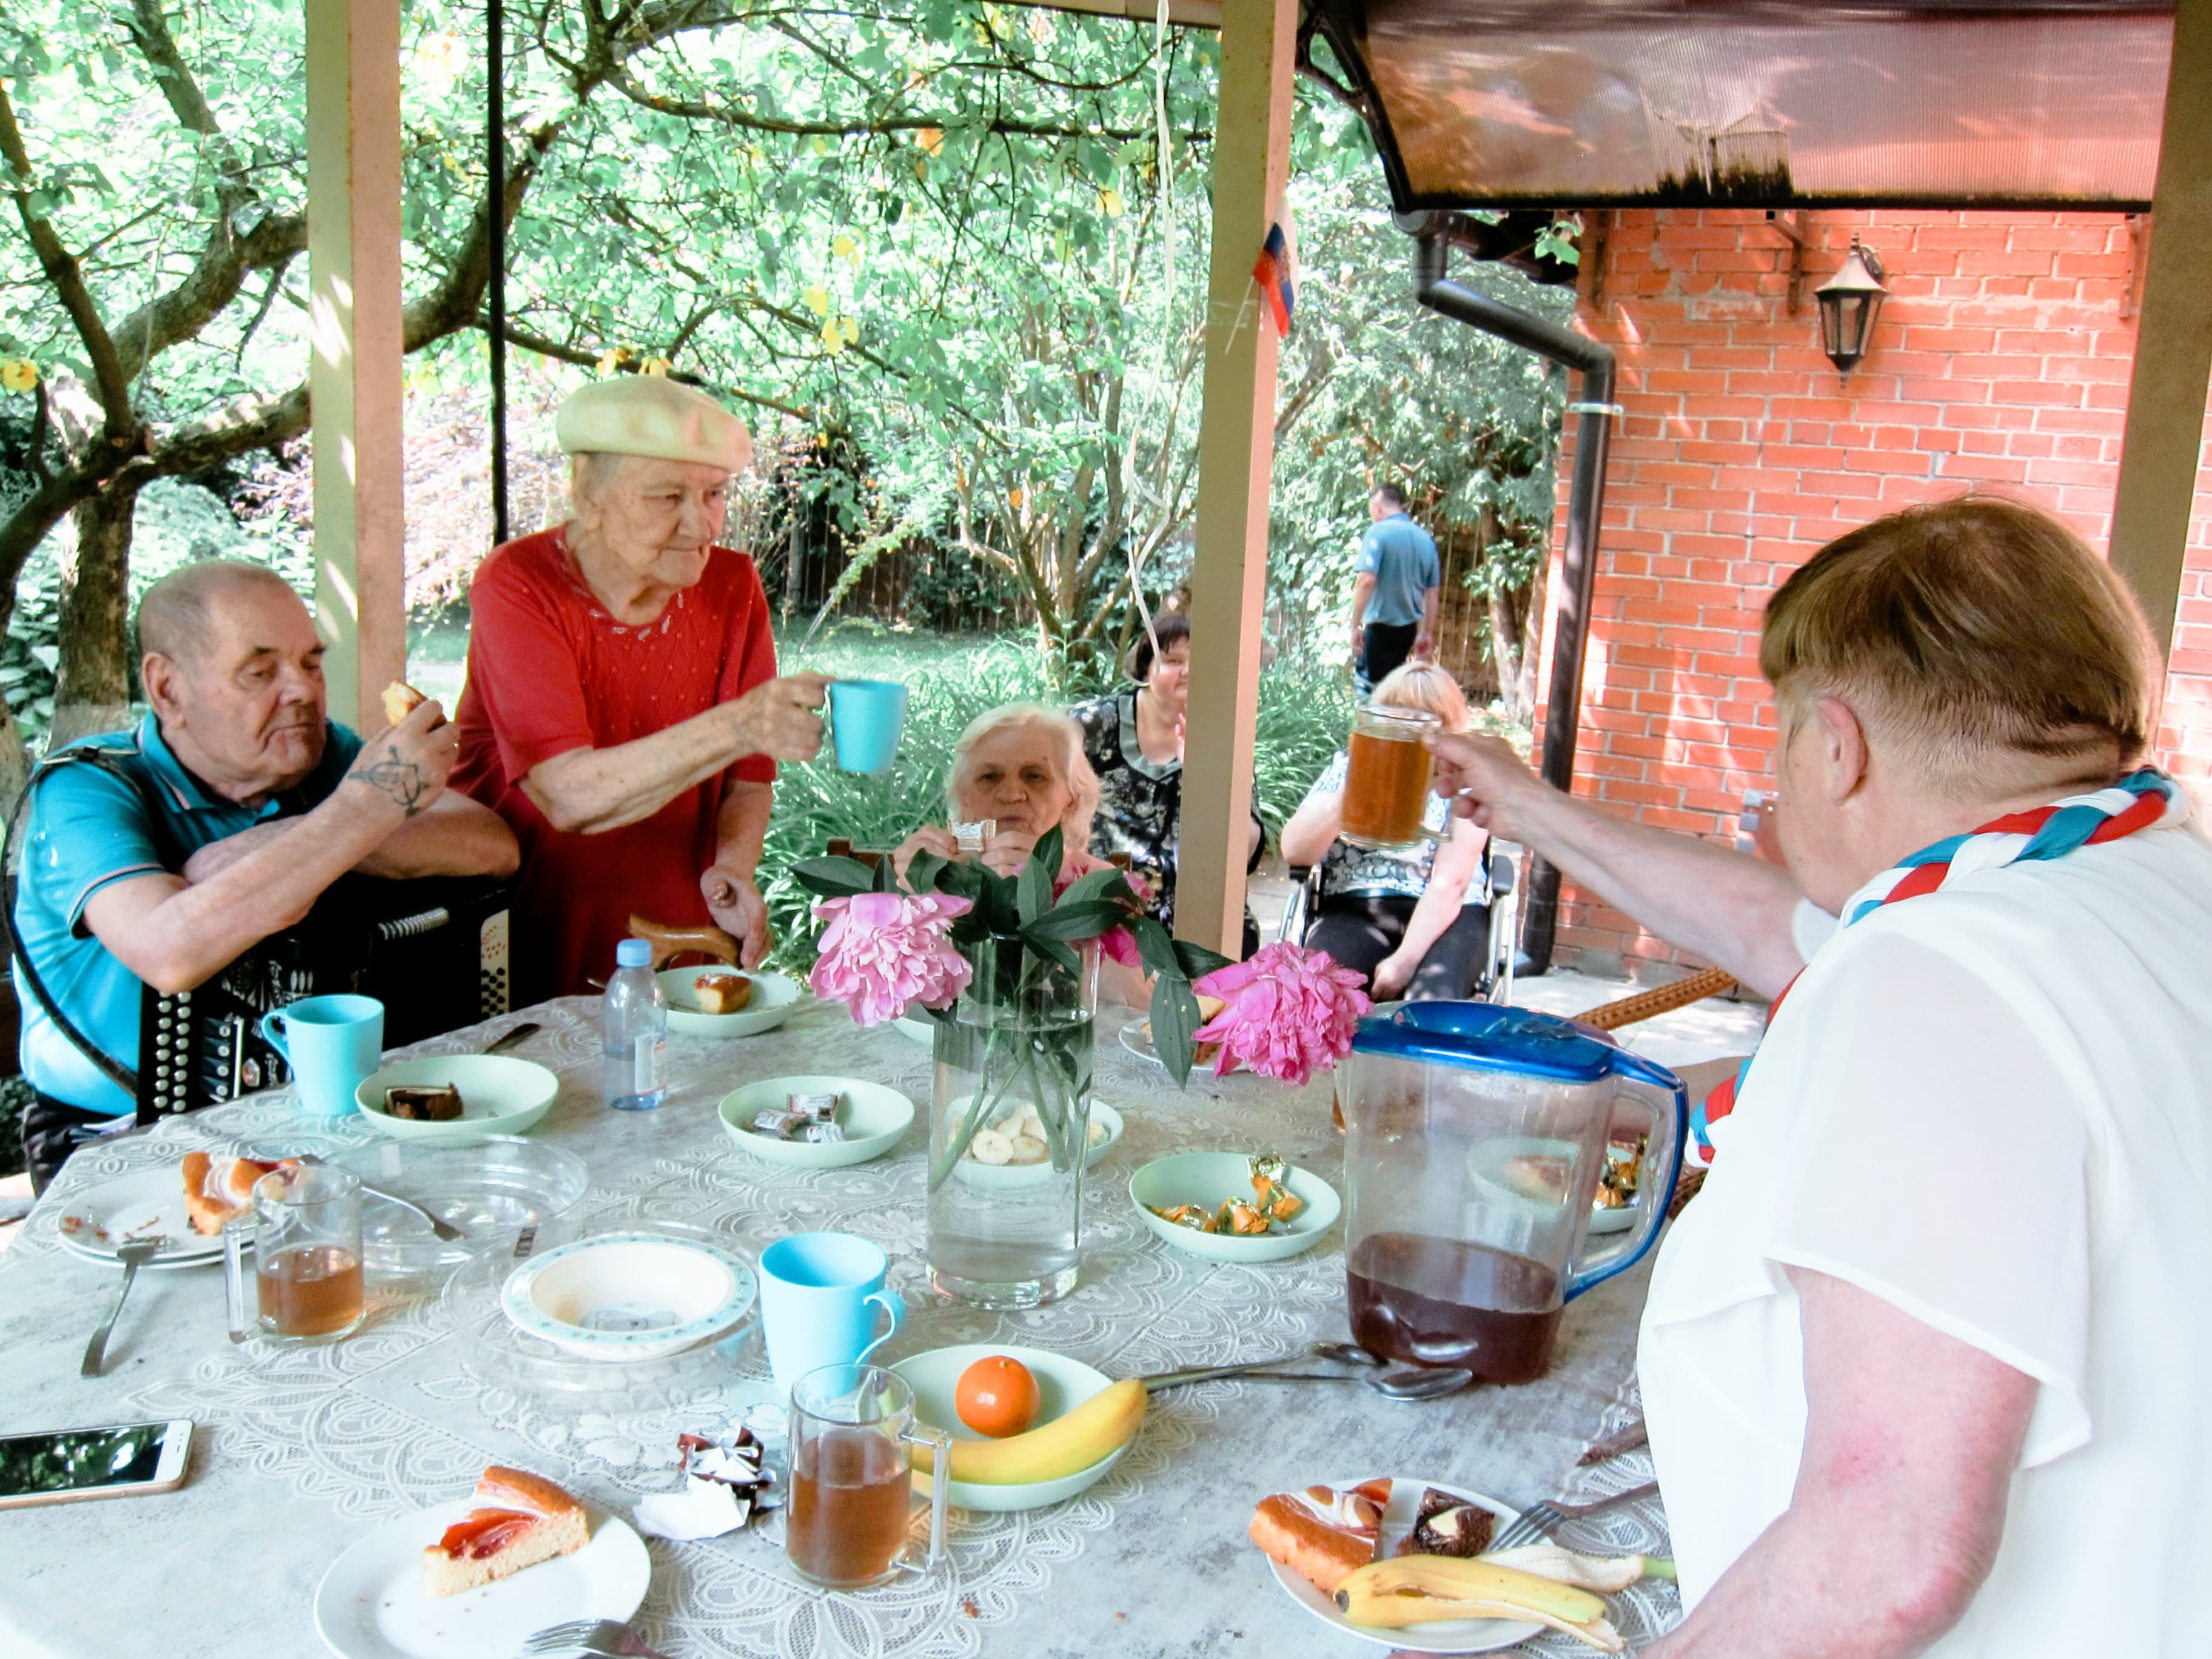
[1069,691,1261,953]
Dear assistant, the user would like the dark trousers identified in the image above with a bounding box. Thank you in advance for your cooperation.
[23,1092,120,1194]
[1357,621,1419,695]
[1307,895,1491,1001]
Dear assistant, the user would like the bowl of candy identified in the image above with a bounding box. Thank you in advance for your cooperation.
[715,1075,915,1168]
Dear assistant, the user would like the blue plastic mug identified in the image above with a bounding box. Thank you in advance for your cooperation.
[759,1232,905,1389]
[258,994,384,1118]
[828,680,908,774]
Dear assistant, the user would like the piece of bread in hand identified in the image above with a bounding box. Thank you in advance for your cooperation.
[381,680,428,727]
[1249,1478,1392,1595]
[692,973,753,1015]
[421,1466,589,1598]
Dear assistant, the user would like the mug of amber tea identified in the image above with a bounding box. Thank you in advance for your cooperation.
[1339,704,1441,851]
[783,1363,950,1589]
[223,1164,364,1346]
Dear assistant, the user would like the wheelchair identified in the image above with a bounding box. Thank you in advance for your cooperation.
[1276,840,1523,1005]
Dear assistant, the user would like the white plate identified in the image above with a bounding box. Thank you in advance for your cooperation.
[660,967,805,1037]
[1119,1019,1231,1074]
[501,1232,757,1363]
[942,1099,1123,1190]
[55,1167,224,1266]
[894,1013,937,1047]
[357,1056,561,1143]
[716,1075,916,1168]
[1269,1477,1538,1654]
[891,1343,1128,1512]
[1128,1151,1341,1264]
[314,1498,649,1659]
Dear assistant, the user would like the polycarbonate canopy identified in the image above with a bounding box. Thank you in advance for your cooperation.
[1305,1,2175,210]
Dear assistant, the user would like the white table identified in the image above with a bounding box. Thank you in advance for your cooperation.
[0,997,1678,1659]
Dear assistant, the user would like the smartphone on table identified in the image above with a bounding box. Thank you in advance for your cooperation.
[0,1419,193,1509]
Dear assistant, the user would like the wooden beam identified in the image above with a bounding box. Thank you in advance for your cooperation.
[2111,0,2212,663]
[305,0,406,732]
[1176,0,1296,957]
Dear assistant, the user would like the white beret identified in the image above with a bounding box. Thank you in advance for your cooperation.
[555,376,752,474]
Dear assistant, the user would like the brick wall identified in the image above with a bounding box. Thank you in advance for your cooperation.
[1529,208,2212,976]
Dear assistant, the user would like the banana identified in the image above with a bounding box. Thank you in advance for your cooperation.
[1333,1558,1624,1654]
[1484,1544,1670,1593]
[914,1378,1145,1485]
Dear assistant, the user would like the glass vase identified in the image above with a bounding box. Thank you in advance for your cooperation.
[926,940,1099,1309]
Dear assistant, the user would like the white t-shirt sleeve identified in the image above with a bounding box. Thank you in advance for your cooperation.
[1760,933,2092,1469]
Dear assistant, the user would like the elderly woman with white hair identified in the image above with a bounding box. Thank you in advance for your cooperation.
[892,703,1145,1005]
[454,375,828,998]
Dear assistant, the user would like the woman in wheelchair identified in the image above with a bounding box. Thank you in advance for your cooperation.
[890,703,1146,1004]
[1278,663,1493,1002]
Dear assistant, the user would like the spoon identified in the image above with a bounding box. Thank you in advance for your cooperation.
[1242,1365,1476,1402]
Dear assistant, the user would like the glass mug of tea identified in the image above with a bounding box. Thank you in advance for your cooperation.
[1339,704,1441,851]
[223,1164,366,1345]
[783,1363,951,1590]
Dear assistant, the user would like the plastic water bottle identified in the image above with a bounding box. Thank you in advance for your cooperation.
[602,939,669,1111]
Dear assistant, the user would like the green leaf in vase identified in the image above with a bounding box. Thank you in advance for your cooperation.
[1015,856,1053,925]
[1023,899,1124,942]
[907,848,949,895]
[1034,824,1064,883]
[1172,938,1235,982]
[1150,973,1202,1087]
[1019,925,1082,977]
[791,855,878,898]
[1051,864,1121,910]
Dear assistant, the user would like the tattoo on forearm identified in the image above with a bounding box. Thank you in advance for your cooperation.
[355,745,430,817]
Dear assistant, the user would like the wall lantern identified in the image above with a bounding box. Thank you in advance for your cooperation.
[1815,236,1888,378]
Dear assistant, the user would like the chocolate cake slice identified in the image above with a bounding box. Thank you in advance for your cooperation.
[1395,1487,1496,1558]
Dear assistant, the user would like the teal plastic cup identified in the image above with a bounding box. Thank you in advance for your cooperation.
[828,680,908,774]
[258,994,384,1118]
[759,1232,905,1390]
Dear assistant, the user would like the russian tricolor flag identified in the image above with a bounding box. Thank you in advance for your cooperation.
[1252,220,1296,338]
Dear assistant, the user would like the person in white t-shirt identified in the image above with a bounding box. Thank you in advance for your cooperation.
[1427,496,2212,1659]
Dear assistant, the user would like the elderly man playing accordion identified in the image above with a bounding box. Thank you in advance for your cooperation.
[453,376,827,998]
[1430,497,2210,1659]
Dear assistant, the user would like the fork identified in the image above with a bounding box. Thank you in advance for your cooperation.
[520,1618,674,1659]
[1489,1479,1663,1552]
[82,1238,161,1377]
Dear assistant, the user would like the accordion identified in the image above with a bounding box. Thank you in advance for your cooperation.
[136,874,512,1123]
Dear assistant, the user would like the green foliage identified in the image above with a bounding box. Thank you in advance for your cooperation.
[1252,652,1360,842]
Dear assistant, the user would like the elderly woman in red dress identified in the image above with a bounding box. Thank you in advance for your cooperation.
[453,377,826,997]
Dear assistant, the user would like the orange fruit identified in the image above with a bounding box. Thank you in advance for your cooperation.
[954,1355,1041,1439]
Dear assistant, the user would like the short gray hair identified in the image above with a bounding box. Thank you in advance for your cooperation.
[947,703,1101,845]
[136,560,303,668]
[569,451,631,504]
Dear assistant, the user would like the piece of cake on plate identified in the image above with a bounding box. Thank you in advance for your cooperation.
[692,973,753,1015]
[1395,1487,1496,1558]
[422,1467,589,1597]
[1248,1478,1392,1595]
[181,1152,290,1235]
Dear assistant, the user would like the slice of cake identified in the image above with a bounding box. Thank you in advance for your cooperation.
[1394,1487,1496,1558]
[181,1153,288,1235]
[1249,1478,1391,1595]
[384,1084,464,1122]
[692,973,753,1014]
[423,1467,589,1597]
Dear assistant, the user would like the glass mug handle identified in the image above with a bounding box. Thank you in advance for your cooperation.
[223,1215,257,1342]
[897,1422,952,1572]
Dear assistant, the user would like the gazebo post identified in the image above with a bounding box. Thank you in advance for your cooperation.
[1176,0,1296,956]
[2109,0,2212,663]
[304,0,407,732]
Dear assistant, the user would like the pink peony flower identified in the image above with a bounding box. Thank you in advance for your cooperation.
[809,891,975,1025]
[1191,943,1373,1086]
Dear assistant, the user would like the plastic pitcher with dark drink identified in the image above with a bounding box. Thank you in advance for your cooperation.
[1339,704,1440,850]
[1338,1004,1686,1384]
[783,1364,950,1589]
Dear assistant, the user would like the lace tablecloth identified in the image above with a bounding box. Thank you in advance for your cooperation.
[0,998,1677,1659]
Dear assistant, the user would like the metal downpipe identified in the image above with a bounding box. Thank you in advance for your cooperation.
[1410,230,1618,975]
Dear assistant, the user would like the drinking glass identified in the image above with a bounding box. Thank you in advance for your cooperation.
[223,1164,366,1344]
[783,1364,950,1589]
[1339,705,1441,851]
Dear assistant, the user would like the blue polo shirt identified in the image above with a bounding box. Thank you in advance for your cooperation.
[1356,511,1442,628]
[12,715,362,1114]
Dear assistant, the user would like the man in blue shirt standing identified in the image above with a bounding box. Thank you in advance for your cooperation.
[1349,482,1442,695]
[10,561,517,1188]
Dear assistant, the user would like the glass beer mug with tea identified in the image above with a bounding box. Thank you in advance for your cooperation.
[1338,1004,1686,1384]
[783,1364,951,1590]
[1339,704,1441,851]
[224,1164,366,1346]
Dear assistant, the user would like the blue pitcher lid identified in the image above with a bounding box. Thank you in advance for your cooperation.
[1350,1000,1629,1084]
